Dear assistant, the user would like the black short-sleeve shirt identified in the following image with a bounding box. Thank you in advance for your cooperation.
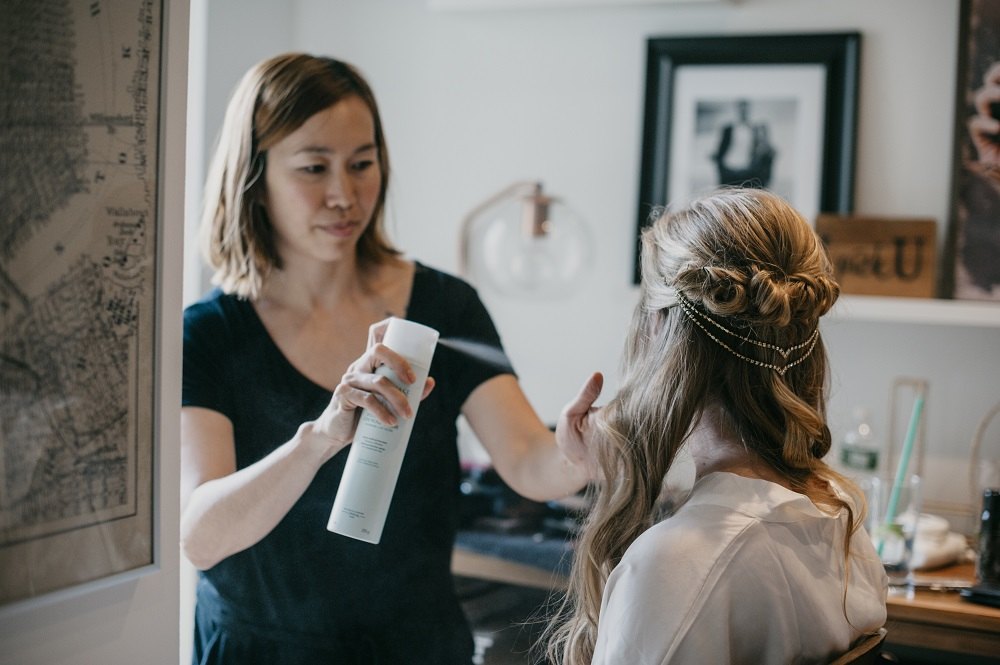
[183,262,513,664]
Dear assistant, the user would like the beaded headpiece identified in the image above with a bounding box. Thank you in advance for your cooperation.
[675,291,819,376]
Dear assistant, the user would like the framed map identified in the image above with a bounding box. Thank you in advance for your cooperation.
[0,0,162,606]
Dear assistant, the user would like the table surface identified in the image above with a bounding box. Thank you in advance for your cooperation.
[885,563,1000,658]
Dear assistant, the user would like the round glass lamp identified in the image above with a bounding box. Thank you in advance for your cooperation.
[459,181,591,298]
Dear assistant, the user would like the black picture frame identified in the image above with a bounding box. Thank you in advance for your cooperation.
[944,0,1000,301]
[634,33,861,283]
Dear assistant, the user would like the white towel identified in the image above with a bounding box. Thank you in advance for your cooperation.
[911,513,974,571]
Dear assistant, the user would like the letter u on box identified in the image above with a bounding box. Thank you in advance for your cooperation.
[816,215,938,298]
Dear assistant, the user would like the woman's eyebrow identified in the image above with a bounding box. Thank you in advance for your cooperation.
[294,143,377,156]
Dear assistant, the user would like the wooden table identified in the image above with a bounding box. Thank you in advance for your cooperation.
[452,546,569,591]
[886,563,1000,659]
[452,529,571,591]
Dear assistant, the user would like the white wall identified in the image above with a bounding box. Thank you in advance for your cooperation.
[0,2,188,664]
[184,0,296,306]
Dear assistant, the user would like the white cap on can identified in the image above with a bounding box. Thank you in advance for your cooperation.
[382,317,439,364]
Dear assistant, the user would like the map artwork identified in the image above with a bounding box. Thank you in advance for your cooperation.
[0,0,161,605]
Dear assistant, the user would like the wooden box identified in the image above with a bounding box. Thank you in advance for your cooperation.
[815,215,937,298]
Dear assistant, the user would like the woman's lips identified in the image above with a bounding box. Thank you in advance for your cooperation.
[319,220,360,238]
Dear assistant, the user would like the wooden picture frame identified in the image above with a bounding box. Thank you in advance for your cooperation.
[0,0,163,608]
[634,33,861,282]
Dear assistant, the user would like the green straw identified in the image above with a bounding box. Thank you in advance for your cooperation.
[878,393,924,556]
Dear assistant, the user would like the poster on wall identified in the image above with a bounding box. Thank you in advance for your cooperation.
[948,0,1000,300]
[0,0,162,607]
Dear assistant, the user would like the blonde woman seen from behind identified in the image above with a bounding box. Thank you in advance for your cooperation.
[544,188,887,665]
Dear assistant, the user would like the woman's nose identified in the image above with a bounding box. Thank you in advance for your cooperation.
[324,170,354,210]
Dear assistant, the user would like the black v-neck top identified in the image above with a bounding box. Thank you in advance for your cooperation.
[182,262,513,664]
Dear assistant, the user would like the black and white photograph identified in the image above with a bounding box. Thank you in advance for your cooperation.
[668,64,824,218]
[701,97,788,191]
[635,34,861,282]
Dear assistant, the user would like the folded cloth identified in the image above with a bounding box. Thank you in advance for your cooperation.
[911,513,974,570]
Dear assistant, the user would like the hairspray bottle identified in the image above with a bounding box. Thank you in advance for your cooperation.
[327,318,439,544]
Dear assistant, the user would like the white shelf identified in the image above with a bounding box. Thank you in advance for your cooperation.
[829,295,1000,328]
[429,0,726,10]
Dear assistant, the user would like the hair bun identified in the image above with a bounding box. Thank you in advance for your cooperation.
[696,265,749,317]
[749,271,839,327]
[747,269,794,327]
[690,266,839,328]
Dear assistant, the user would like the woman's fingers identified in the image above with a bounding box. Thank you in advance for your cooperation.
[333,382,401,425]
[359,341,416,384]
[421,376,436,401]
[367,317,391,349]
[554,372,604,477]
[320,322,438,443]
[564,372,604,420]
[339,367,412,422]
[312,320,436,452]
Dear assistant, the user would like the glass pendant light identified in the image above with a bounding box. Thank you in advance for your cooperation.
[459,181,591,298]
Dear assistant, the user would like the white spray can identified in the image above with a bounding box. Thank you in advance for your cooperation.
[327,317,439,544]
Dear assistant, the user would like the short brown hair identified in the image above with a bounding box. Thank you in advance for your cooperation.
[200,53,398,298]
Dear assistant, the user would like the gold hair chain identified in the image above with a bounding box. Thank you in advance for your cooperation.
[676,291,819,376]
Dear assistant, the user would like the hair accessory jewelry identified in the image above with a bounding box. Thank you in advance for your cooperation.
[675,291,819,376]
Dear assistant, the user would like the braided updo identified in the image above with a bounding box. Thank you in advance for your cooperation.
[644,188,840,331]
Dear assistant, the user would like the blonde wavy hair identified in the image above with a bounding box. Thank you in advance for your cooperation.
[200,53,399,299]
[544,188,862,665]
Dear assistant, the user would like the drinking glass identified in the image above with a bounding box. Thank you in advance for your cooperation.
[863,473,922,585]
